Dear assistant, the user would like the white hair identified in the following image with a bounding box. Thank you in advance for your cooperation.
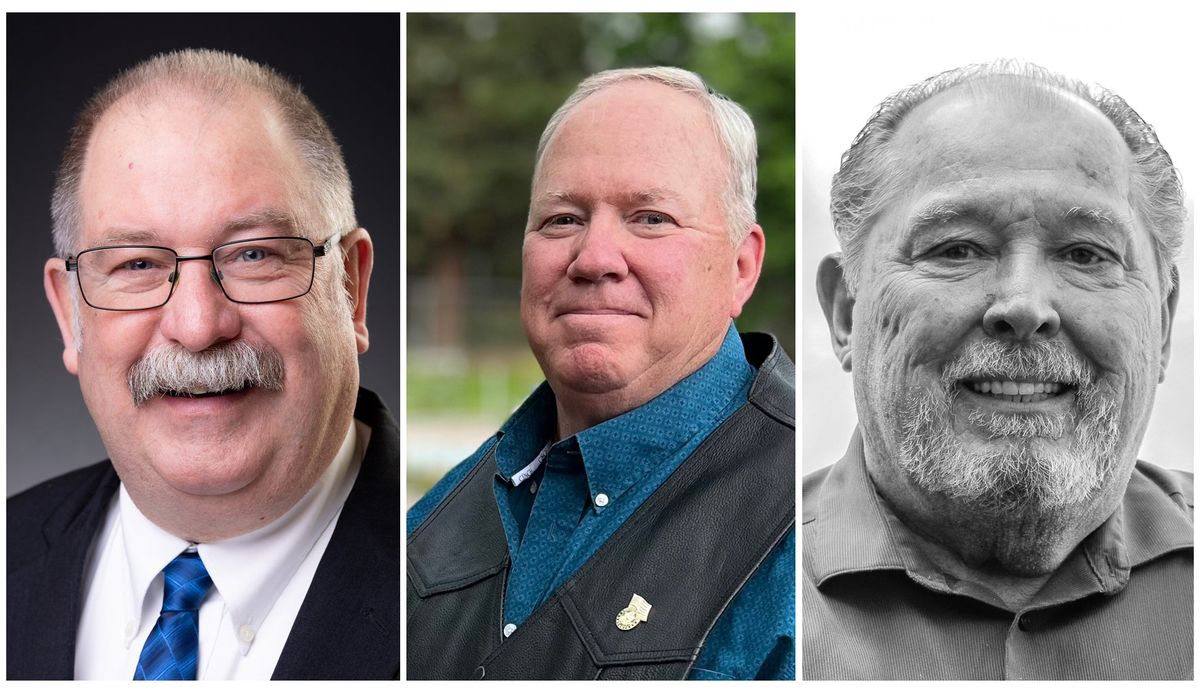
[532,66,758,244]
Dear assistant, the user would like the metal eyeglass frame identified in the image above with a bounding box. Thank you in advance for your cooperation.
[64,233,343,311]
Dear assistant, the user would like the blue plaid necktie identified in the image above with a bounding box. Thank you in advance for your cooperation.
[134,551,213,680]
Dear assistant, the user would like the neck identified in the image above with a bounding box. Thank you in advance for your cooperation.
[863,445,1124,610]
[131,410,354,543]
[550,329,731,440]
[133,468,330,543]
[552,389,639,440]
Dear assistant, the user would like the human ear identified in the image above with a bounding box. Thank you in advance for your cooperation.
[340,228,374,355]
[1158,265,1179,383]
[729,224,765,317]
[817,253,854,372]
[44,257,80,374]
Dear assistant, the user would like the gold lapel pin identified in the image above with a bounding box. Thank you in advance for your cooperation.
[615,593,652,631]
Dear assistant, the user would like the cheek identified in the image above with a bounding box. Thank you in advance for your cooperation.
[520,242,565,303]
[858,276,983,371]
[637,241,730,311]
[81,313,156,365]
[75,314,158,406]
[1064,291,1162,392]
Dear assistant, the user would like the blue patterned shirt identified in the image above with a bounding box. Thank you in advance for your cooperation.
[409,325,795,679]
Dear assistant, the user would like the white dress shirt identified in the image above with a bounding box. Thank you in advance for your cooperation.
[74,419,369,680]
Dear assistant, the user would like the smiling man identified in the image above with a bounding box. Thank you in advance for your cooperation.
[7,50,399,680]
[805,61,1192,679]
[407,67,795,680]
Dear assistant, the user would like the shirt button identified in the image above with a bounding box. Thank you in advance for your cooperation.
[595,493,609,507]
[529,481,538,495]
[238,625,256,643]
[124,621,137,638]
[503,623,517,638]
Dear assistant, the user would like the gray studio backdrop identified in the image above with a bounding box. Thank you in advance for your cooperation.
[6,13,401,494]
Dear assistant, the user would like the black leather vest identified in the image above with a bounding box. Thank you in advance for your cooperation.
[407,333,795,680]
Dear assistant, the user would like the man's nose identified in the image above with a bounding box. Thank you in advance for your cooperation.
[157,259,242,351]
[982,253,1061,341]
[566,213,629,283]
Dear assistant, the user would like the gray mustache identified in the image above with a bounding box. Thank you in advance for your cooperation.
[942,340,1093,386]
[127,341,285,407]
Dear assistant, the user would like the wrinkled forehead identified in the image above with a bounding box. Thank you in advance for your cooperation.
[890,80,1133,190]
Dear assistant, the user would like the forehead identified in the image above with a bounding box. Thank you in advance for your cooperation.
[534,80,724,195]
[78,87,306,244]
[885,83,1134,210]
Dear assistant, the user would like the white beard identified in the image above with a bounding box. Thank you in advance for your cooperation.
[895,340,1121,512]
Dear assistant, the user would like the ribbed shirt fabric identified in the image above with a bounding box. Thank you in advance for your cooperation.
[803,428,1194,680]
[409,325,795,680]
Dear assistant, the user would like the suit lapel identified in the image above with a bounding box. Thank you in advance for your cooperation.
[272,389,400,680]
[7,463,119,680]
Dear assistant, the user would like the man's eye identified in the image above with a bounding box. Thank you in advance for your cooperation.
[633,211,672,225]
[235,247,279,262]
[121,258,159,271]
[1063,246,1107,266]
[547,215,580,227]
[933,243,978,260]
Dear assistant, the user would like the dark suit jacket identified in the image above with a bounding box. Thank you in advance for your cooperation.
[7,387,400,680]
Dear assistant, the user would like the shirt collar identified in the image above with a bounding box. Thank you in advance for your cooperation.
[493,323,753,508]
[118,418,364,655]
[805,426,1194,610]
[802,428,905,584]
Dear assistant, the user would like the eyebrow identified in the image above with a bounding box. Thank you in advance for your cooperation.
[220,208,300,236]
[907,203,991,235]
[906,201,1135,239]
[1062,205,1135,237]
[96,228,162,246]
[538,188,679,209]
[93,209,300,248]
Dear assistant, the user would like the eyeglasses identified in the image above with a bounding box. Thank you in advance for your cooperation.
[65,234,341,311]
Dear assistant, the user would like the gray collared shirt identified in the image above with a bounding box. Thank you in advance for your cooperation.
[803,428,1193,680]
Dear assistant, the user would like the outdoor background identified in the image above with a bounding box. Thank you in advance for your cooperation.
[407,13,796,506]
[801,1,1195,474]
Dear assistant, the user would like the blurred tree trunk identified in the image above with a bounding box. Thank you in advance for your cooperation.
[431,244,465,349]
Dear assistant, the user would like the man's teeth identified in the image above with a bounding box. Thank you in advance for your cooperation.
[166,383,249,397]
[972,381,1062,395]
[968,380,1063,403]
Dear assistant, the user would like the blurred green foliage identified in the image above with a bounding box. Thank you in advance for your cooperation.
[407,350,544,415]
[407,13,796,358]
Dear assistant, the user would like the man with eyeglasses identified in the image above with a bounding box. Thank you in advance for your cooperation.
[8,49,399,680]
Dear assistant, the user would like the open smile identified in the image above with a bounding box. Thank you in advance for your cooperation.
[162,381,255,399]
[960,379,1069,404]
